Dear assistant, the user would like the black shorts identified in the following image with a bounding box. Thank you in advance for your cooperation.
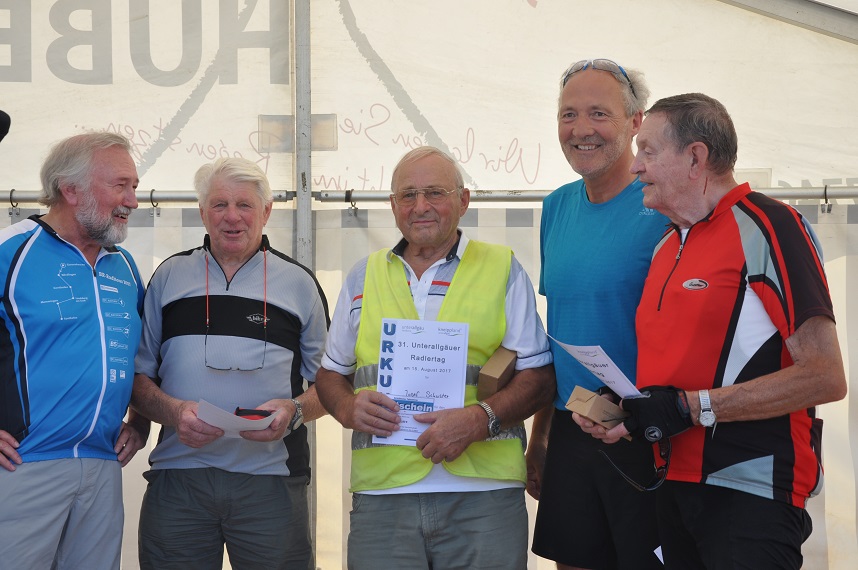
[657,481,812,569]
[531,409,662,569]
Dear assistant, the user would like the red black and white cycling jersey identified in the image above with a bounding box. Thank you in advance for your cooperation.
[636,183,833,508]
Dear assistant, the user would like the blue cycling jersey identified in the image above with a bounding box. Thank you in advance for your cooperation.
[1,216,143,462]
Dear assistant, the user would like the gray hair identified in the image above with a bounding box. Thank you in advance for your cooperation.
[390,146,465,194]
[39,132,132,207]
[647,93,738,175]
[194,157,273,205]
[558,60,650,117]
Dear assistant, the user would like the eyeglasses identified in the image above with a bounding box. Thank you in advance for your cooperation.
[203,249,268,371]
[599,438,671,492]
[391,187,458,206]
[561,58,637,100]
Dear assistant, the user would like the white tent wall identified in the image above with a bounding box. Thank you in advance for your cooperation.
[1,0,857,568]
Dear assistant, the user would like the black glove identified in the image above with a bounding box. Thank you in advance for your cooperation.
[621,386,693,442]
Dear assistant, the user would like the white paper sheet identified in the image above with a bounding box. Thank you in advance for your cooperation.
[549,336,643,398]
[196,399,277,438]
[373,319,468,446]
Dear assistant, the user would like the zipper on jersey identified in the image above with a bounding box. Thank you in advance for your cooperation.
[73,252,110,457]
[657,226,689,311]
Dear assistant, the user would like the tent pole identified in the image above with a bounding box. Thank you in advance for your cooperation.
[293,0,318,561]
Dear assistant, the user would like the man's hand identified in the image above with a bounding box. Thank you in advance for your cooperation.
[525,405,553,500]
[569,411,621,443]
[315,369,401,435]
[0,430,22,472]
[349,390,401,436]
[620,386,693,442]
[115,420,148,466]
[413,405,485,464]
[525,438,547,500]
[239,399,291,442]
[174,401,224,448]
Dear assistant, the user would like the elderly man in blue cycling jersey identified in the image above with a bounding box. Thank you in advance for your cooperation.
[0,132,148,569]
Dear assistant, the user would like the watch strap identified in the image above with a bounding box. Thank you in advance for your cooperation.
[477,401,500,437]
[288,398,303,430]
[698,389,716,427]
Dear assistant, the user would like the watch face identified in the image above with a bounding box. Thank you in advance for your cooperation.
[488,418,501,437]
[699,411,716,427]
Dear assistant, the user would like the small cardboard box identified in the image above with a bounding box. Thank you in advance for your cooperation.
[565,385,630,431]
[477,346,517,401]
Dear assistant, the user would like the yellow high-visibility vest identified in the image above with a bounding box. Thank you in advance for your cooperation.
[350,240,526,492]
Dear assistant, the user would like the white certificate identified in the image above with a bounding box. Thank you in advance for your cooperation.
[549,336,642,399]
[372,318,468,446]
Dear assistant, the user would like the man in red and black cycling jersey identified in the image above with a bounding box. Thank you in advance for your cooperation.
[578,93,846,570]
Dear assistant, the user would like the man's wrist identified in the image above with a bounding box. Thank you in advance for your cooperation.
[173,400,192,427]
[688,390,702,424]
[676,390,690,418]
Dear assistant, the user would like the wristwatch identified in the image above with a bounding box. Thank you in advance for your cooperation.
[697,390,717,427]
[477,401,501,438]
[288,398,304,431]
